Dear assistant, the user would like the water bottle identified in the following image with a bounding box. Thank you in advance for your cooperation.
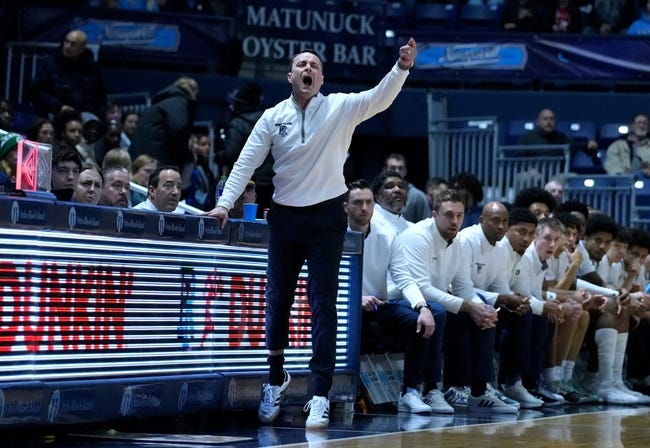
[215,175,227,207]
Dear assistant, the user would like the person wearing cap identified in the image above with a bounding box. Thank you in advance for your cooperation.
[29,29,107,118]
[0,130,22,185]
[214,82,272,215]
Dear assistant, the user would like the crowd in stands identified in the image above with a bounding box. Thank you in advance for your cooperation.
[81,0,650,35]
[2,16,650,423]
[0,28,265,216]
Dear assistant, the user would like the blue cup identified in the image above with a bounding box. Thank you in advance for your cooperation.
[243,203,258,222]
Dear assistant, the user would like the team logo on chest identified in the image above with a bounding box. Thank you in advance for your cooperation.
[275,122,291,137]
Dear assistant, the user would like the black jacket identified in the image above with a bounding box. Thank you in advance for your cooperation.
[214,105,273,187]
[129,84,196,169]
[30,46,106,117]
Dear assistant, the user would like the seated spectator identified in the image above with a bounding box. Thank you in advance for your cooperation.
[370,169,412,234]
[384,153,431,223]
[0,131,22,185]
[120,111,139,149]
[344,179,450,414]
[29,29,107,119]
[519,108,599,160]
[501,0,542,32]
[99,165,130,208]
[545,179,564,206]
[105,100,121,124]
[510,217,566,405]
[0,99,13,131]
[448,172,484,229]
[185,128,216,211]
[425,177,448,211]
[229,181,257,219]
[71,163,103,205]
[25,118,54,145]
[51,144,82,201]
[541,0,584,33]
[130,154,158,206]
[102,148,132,172]
[133,165,184,214]
[628,0,650,35]
[397,190,511,413]
[514,187,557,219]
[76,112,102,165]
[585,0,639,34]
[94,119,123,165]
[542,213,598,404]
[603,113,650,175]
[53,110,90,165]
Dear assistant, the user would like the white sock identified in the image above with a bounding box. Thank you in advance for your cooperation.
[562,360,575,383]
[595,328,618,388]
[612,332,628,387]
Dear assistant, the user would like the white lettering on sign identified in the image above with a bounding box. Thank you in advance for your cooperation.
[247,7,375,35]
[243,4,378,67]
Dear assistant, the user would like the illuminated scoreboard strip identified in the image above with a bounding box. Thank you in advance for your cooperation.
[0,197,362,426]
[0,228,358,381]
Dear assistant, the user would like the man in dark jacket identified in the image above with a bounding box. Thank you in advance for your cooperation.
[129,77,198,189]
[30,30,107,119]
[519,107,599,161]
[214,82,273,213]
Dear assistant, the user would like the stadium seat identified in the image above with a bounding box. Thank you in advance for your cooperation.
[570,149,605,175]
[633,176,650,206]
[505,119,535,144]
[566,175,611,189]
[384,1,405,28]
[599,123,627,148]
[458,4,502,31]
[414,3,457,31]
[556,120,596,143]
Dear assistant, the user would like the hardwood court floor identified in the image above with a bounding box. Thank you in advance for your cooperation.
[23,403,649,447]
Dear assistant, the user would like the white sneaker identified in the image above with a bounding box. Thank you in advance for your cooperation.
[598,385,639,405]
[487,384,521,410]
[502,382,544,409]
[442,386,468,411]
[614,381,650,404]
[398,388,432,414]
[423,389,455,414]
[304,396,330,429]
[258,369,291,423]
[468,388,519,414]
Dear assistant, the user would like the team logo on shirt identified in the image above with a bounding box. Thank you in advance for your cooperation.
[275,122,291,137]
[475,262,485,274]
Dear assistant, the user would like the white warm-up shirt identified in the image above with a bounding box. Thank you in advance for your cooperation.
[459,224,511,306]
[397,218,481,314]
[217,63,410,210]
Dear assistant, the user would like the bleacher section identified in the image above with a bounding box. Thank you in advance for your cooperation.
[3,0,650,229]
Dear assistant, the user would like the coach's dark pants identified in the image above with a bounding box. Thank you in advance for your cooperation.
[265,196,347,397]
